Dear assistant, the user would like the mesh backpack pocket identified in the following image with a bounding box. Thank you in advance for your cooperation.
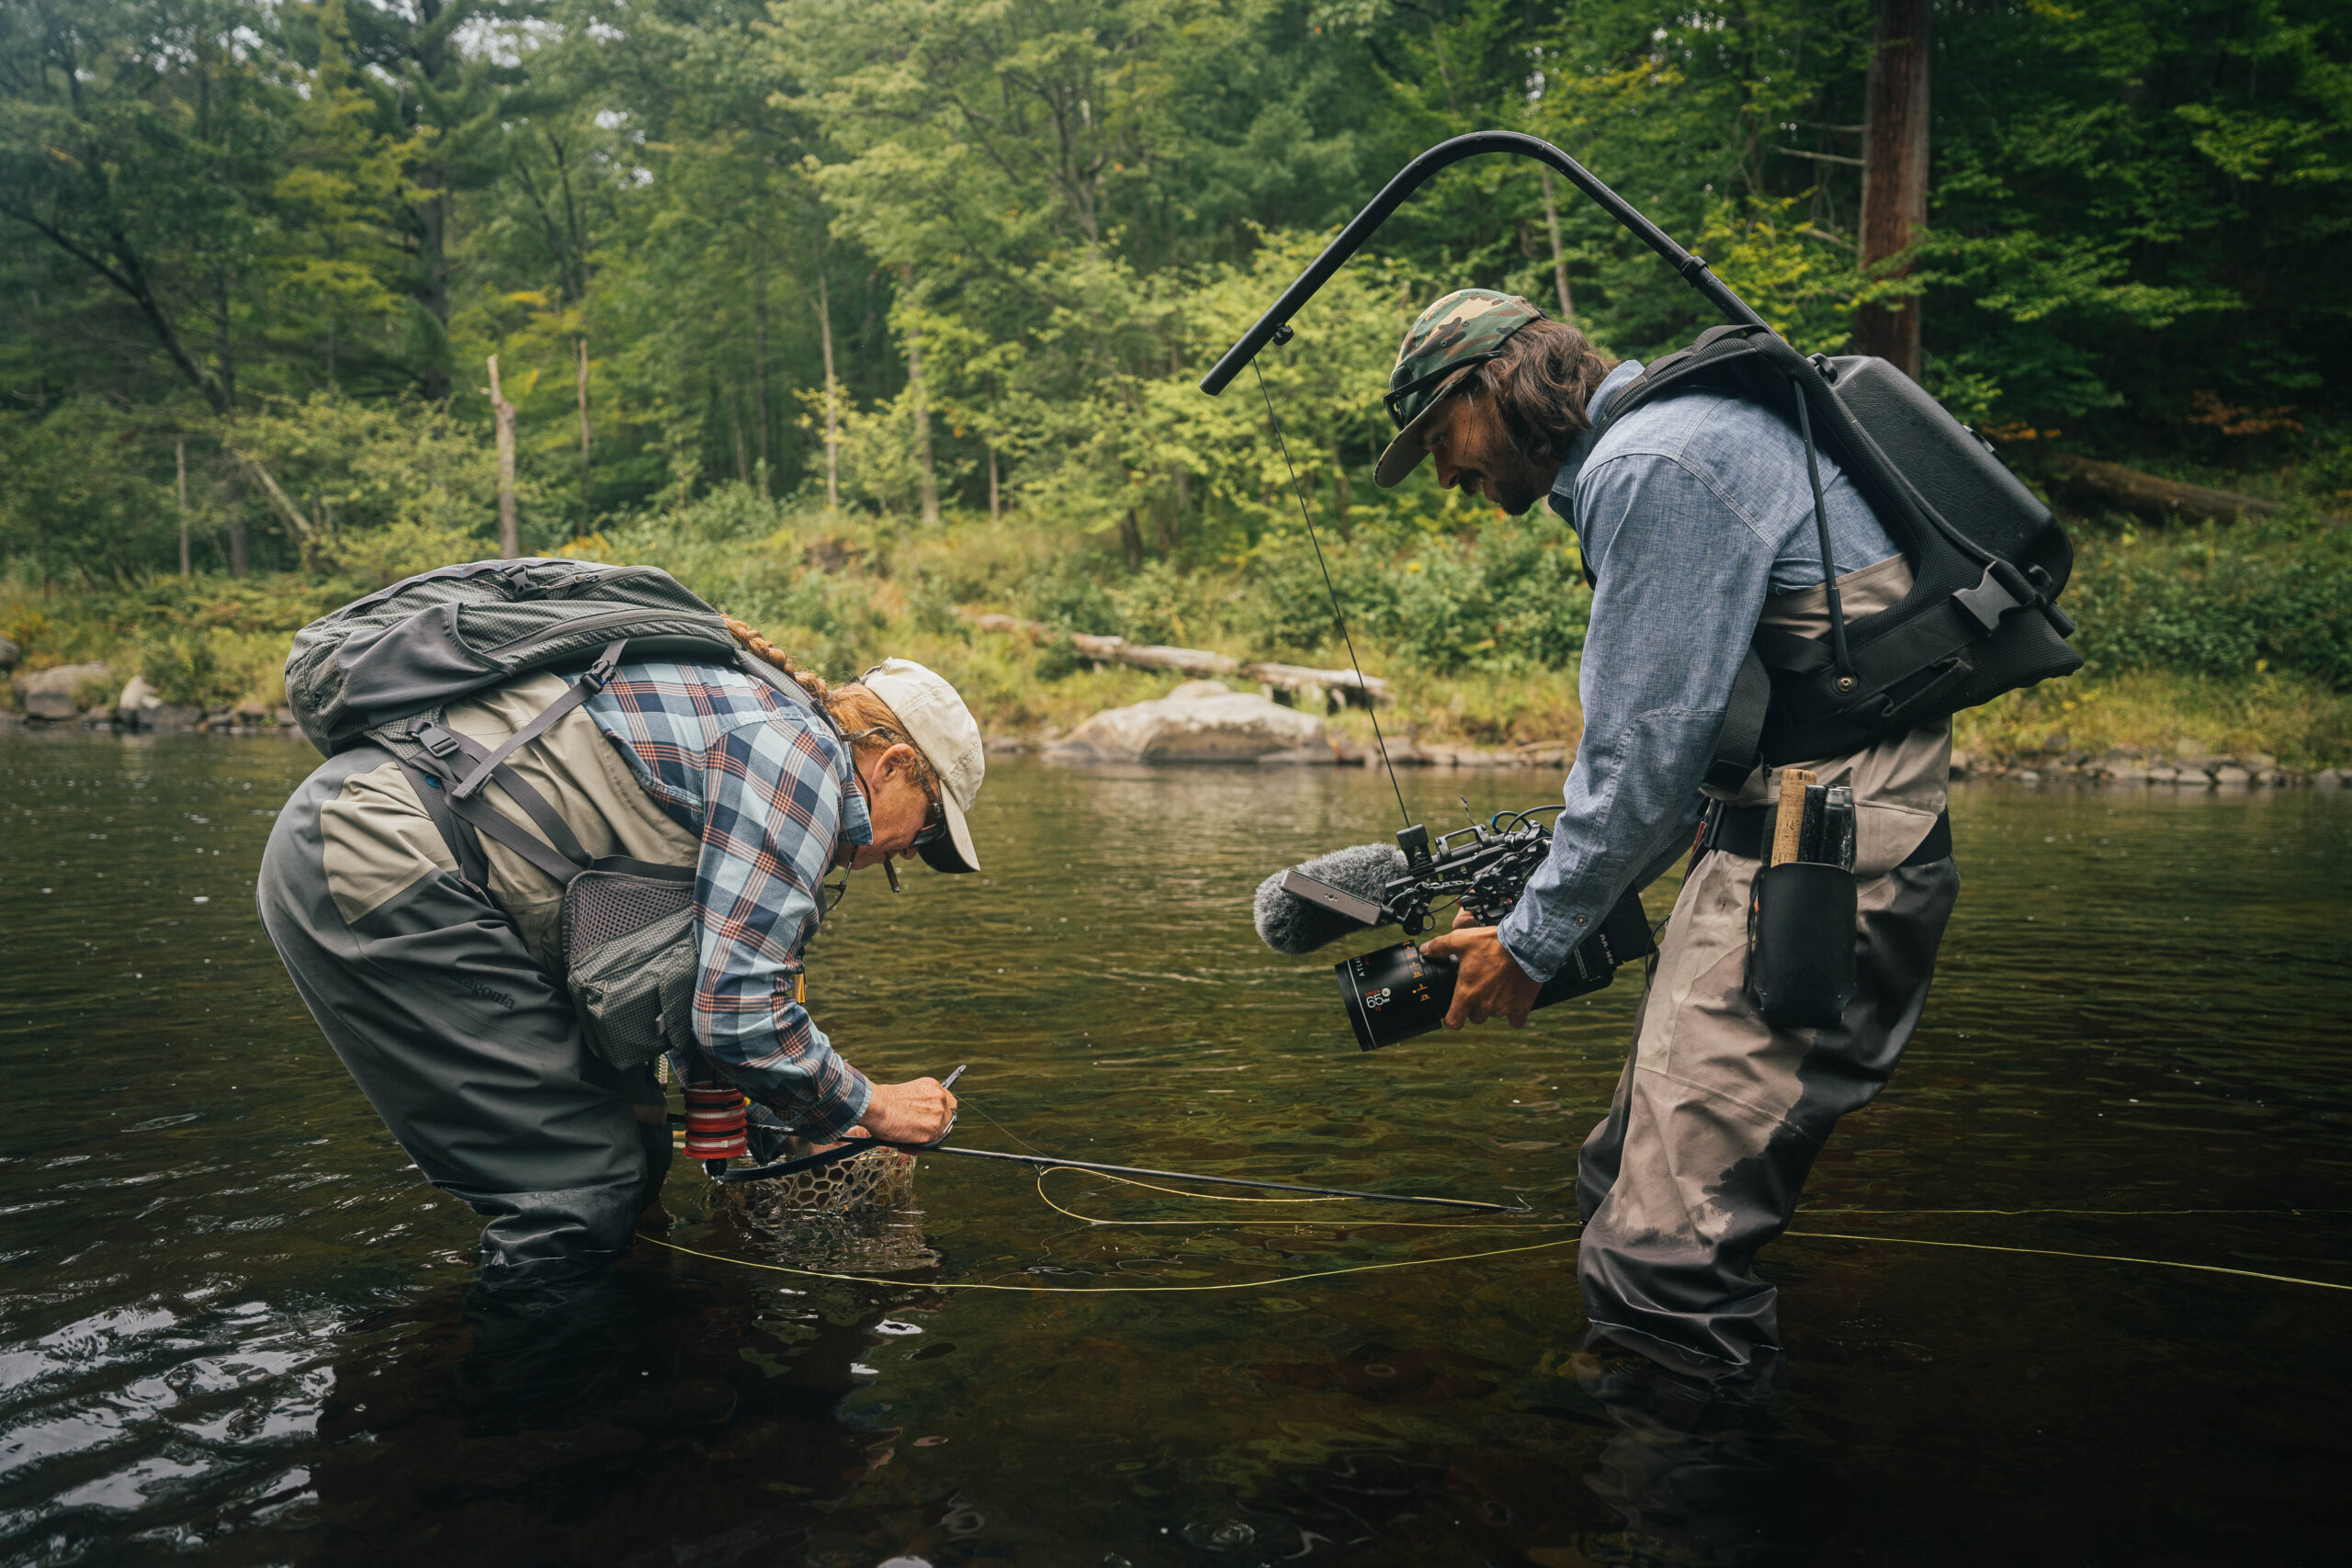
[561,863,699,1070]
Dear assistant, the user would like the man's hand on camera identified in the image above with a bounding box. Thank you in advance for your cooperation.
[854,1077,958,1144]
[1419,924,1542,1029]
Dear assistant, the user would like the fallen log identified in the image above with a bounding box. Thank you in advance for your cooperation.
[2050,453,2341,527]
[956,609,1393,707]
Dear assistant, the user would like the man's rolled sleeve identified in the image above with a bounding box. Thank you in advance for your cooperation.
[691,719,873,1139]
[1498,452,1777,980]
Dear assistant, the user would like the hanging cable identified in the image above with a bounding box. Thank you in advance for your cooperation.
[1252,353,1412,830]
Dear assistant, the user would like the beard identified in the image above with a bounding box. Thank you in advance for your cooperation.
[1486,448,1558,515]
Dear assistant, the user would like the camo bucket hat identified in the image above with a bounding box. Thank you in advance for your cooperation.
[1373,288,1547,488]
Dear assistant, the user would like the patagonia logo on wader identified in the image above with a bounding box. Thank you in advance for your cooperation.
[458,976,516,1010]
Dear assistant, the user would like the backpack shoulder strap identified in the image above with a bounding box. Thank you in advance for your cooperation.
[445,639,627,802]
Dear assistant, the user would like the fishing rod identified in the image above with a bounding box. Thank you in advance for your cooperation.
[701,1066,1515,1213]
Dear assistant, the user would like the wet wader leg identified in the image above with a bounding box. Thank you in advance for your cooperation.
[256,747,671,1296]
[1575,849,1958,1373]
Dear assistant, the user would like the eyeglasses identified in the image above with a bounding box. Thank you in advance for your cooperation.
[1382,353,1502,429]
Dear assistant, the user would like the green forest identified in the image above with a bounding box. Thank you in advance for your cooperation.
[4,0,2349,761]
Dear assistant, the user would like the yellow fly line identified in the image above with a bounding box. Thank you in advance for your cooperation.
[644,1164,2351,1297]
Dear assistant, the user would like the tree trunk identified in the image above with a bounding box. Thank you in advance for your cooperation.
[1857,0,1932,379]
[816,265,842,511]
[1328,441,1352,536]
[988,446,1000,520]
[2049,453,2346,526]
[1539,169,1576,327]
[175,437,191,577]
[1118,510,1143,570]
[226,467,248,578]
[487,355,519,558]
[751,231,772,497]
[901,265,940,525]
[574,335,593,534]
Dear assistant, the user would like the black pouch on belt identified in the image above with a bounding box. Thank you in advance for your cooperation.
[1746,861,1857,1029]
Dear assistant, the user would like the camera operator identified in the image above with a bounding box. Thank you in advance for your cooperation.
[1382,290,1958,1380]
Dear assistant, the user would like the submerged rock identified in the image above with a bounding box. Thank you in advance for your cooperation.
[1048,680,1325,763]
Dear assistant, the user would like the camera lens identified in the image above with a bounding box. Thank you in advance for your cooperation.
[1335,942,1456,1052]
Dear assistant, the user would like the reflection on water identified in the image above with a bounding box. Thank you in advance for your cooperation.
[2,731,2347,1564]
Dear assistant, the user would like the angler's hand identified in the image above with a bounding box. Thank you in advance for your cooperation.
[854,1077,959,1145]
[1419,924,1542,1030]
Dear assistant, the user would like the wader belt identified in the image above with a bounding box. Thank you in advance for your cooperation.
[1698,801,1951,866]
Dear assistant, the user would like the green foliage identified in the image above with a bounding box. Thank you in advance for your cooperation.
[0,402,176,584]
[2065,527,2352,690]
[136,630,222,707]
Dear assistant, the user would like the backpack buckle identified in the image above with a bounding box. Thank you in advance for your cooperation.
[1952,561,2036,634]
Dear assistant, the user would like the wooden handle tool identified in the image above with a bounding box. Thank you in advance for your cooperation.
[1770,768,1817,865]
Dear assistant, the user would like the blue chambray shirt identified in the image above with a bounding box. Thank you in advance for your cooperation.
[1496,360,1903,981]
[581,661,876,1139]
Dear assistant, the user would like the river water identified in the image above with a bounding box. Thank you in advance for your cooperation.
[1,733,2346,1566]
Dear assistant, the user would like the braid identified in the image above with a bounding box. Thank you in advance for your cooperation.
[723,618,933,793]
[724,616,833,704]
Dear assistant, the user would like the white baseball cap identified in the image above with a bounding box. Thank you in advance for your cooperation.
[857,657,985,874]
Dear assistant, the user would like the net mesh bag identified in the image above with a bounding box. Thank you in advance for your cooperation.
[724,1146,935,1271]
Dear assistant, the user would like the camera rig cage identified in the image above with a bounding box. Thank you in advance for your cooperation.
[1282,805,1568,941]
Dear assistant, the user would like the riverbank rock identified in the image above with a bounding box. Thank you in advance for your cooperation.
[1048,680,1325,763]
[118,676,163,728]
[0,636,18,671]
[13,661,113,722]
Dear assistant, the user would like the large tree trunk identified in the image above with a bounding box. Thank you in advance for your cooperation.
[1856,0,1932,379]
[487,355,519,558]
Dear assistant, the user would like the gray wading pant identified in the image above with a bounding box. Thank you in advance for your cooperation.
[257,745,672,1294]
[1576,843,1959,1372]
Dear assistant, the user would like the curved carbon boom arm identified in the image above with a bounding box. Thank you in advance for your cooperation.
[1197,130,1770,396]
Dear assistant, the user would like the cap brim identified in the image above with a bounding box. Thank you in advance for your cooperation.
[916,790,980,874]
[1372,369,1472,489]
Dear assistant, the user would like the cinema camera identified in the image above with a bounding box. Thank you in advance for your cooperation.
[1254,807,1655,1052]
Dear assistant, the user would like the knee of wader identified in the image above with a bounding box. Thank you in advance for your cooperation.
[473,1183,648,1296]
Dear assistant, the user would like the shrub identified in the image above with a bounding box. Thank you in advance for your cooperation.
[2065,525,2352,690]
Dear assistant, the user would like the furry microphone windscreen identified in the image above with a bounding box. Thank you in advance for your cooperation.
[1251,841,1410,955]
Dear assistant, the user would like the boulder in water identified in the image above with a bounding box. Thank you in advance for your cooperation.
[1049,680,1326,763]
[14,661,112,722]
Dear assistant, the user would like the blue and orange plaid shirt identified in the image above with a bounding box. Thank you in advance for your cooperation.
[582,660,874,1139]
